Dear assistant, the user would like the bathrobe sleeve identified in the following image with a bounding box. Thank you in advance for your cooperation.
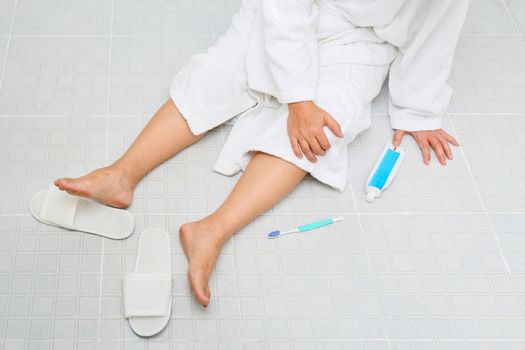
[262,0,319,104]
[376,0,469,132]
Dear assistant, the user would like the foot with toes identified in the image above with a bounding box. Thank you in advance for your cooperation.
[54,165,135,209]
[179,221,228,307]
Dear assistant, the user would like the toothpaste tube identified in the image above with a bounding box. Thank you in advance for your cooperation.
[365,143,407,202]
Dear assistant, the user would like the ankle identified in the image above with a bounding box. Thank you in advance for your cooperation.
[197,218,231,244]
[109,162,139,190]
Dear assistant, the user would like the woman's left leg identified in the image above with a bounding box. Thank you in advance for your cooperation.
[179,152,306,307]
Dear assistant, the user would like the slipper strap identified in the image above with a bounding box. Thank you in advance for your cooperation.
[40,185,79,229]
[123,274,172,318]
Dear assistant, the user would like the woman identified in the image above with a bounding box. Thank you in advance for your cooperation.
[54,0,468,307]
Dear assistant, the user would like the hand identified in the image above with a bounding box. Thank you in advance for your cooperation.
[287,101,344,163]
[392,129,460,165]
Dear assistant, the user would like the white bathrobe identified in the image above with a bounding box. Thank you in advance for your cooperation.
[170,0,469,190]
[248,0,470,131]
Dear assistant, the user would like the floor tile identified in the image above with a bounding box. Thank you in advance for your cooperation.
[112,0,241,38]
[451,114,525,212]
[0,115,108,215]
[0,36,8,83]
[462,0,519,36]
[0,37,110,115]
[0,0,15,37]
[506,0,525,35]
[449,36,525,113]
[489,213,525,273]
[113,0,212,37]
[11,0,111,36]
[108,35,210,116]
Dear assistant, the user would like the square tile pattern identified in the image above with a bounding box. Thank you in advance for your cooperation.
[1,0,525,348]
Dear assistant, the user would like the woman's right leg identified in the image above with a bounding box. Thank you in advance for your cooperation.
[54,99,204,208]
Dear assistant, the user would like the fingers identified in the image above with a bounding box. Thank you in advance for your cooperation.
[324,114,344,138]
[298,138,317,163]
[408,128,460,166]
[437,133,453,160]
[290,134,321,162]
[308,136,326,157]
[428,136,447,165]
[290,136,303,159]
[415,136,431,165]
[392,130,405,147]
[316,132,331,152]
[439,129,460,147]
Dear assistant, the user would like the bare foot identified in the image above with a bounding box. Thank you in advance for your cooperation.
[54,166,135,208]
[179,221,227,307]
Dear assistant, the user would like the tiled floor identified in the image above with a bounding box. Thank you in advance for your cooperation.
[1,0,525,349]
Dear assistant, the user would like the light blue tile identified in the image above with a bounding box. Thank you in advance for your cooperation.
[12,0,111,35]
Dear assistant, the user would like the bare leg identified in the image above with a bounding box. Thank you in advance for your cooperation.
[55,99,203,208]
[180,152,307,307]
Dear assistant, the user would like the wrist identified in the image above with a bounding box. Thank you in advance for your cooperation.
[288,100,314,111]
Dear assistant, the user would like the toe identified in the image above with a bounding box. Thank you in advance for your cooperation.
[55,178,71,190]
[57,178,73,189]
[196,291,210,307]
[60,178,88,195]
[197,287,211,307]
[188,269,211,307]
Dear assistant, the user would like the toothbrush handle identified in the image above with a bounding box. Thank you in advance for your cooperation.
[297,219,334,232]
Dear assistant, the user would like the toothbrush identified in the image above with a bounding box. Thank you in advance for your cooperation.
[267,217,344,239]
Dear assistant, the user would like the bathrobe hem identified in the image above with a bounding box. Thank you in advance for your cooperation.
[212,144,348,192]
[170,89,257,136]
[389,112,443,132]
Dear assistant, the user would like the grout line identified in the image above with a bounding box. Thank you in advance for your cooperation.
[0,33,523,39]
[59,24,82,348]
[205,3,225,344]
[5,210,525,218]
[99,0,115,348]
[1,212,20,341]
[0,34,119,38]
[347,179,393,350]
[501,0,524,40]
[7,337,523,343]
[2,287,524,297]
[0,0,18,93]
[447,112,525,116]
[111,338,525,342]
[75,210,525,216]
[0,113,524,119]
[447,114,512,274]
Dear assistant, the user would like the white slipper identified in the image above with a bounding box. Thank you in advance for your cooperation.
[123,228,172,337]
[29,185,134,240]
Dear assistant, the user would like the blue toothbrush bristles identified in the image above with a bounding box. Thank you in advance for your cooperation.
[268,231,281,238]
